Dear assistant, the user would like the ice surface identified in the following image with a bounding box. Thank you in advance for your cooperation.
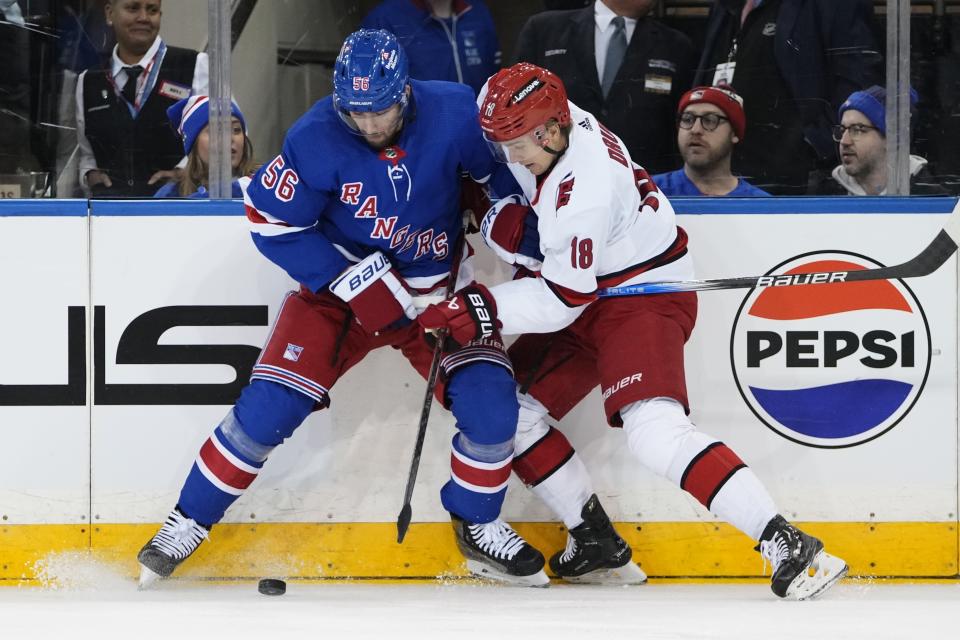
[1,564,957,640]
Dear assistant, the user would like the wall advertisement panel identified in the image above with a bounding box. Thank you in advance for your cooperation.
[1,198,956,582]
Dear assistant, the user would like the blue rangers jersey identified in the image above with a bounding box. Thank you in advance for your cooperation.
[243,79,513,293]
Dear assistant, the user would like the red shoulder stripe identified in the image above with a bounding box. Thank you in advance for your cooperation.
[545,277,597,307]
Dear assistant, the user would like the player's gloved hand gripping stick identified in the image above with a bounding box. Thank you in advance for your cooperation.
[417,283,499,348]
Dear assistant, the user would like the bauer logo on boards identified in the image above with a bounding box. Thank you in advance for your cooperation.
[730,251,931,449]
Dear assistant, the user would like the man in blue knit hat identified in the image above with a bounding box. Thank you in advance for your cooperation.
[813,85,946,195]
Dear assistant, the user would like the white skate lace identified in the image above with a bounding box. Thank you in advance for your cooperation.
[558,534,579,564]
[468,519,527,560]
[151,510,209,560]
[759,533,790,573]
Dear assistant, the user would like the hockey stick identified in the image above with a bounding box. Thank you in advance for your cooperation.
[396,223,470,544]
[598,201,960,298]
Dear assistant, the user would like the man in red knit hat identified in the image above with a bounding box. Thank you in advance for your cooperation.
[653,85,769,197]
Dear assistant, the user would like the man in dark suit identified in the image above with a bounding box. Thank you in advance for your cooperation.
[513,0,695,173]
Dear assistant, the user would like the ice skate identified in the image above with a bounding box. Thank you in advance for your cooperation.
[549,494,646,585]
[137,507,210,589]
[451,515,549,587]
[757,515,848,600]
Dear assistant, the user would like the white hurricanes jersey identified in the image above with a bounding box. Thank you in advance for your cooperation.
[483,100,695,335]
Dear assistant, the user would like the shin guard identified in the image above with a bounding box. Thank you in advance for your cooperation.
[513,394,593,529]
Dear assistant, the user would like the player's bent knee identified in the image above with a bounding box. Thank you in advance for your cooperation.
[621,397,716,481]
[233,379,318,447]
[455,432,514,464]
[447,363,519,445]
[218,408,274,463]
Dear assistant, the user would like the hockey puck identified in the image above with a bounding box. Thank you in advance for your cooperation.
[258,578,286,596]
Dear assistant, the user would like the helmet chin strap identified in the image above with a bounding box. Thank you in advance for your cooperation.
[540,137,568,177]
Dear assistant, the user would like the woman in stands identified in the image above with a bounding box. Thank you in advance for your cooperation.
[154,95,255,198]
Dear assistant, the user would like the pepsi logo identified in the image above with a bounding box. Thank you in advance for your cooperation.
[730,251,931,448]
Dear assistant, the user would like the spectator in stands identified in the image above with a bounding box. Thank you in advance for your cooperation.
[694,0,881,194]
[654,86,768,196]
[362,0,500,96]
[513,1,696,174]
[154,95,254,198]
[811,86,948,196]
[76,0,208,197]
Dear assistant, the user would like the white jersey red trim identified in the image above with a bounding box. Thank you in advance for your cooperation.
[477,91,695,335]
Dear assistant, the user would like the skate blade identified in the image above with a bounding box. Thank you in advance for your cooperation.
[137,564,163,590]
[562,561,648,586]
[465,560,550,588]
[786,550,848,601]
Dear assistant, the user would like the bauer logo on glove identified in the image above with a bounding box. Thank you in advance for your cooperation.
[342,252,390,292]
[330,251,417,333]
[419,284,499,348]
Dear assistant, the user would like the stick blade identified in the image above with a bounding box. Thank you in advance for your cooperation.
[396,503,412,543]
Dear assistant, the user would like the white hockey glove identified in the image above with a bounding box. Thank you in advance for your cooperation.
[329,251,417,332]
[480,195,544,271]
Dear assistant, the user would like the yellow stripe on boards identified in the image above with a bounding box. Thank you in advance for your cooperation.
[1,521,956,585]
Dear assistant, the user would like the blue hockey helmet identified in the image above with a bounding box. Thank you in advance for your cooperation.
[333,29,409,125]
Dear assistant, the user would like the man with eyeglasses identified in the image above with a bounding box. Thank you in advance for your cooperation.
[653,86,768,197]
[812,86,946,196]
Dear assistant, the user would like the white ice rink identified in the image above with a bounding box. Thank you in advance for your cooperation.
[2,567,957,640]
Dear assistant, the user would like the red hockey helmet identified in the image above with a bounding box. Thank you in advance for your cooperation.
[479,63,572,143]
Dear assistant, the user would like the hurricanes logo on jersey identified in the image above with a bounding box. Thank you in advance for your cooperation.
[556,176,575,209]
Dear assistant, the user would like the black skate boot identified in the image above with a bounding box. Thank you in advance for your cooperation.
[549,494,647,585]
[756,515,847,600]
[451,515,549,587]
[137,506,210,589]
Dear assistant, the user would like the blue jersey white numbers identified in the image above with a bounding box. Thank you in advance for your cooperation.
[243,79,508,293]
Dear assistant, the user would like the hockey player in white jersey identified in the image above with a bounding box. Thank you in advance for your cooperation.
[418,62,848,600]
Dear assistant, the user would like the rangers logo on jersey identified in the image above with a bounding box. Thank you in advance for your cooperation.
[283,343,304,362]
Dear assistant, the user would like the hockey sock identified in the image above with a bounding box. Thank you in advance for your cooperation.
[441,433,512,524]
[177,409,271,527]
[708,467,779,541]
[513,394,594,529]
[622,397,778,541]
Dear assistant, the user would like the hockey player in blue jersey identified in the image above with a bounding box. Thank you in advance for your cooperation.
[136,29,548,588]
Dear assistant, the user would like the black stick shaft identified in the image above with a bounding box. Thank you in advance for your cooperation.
[396,333,444,543]
[396,222,469,544]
